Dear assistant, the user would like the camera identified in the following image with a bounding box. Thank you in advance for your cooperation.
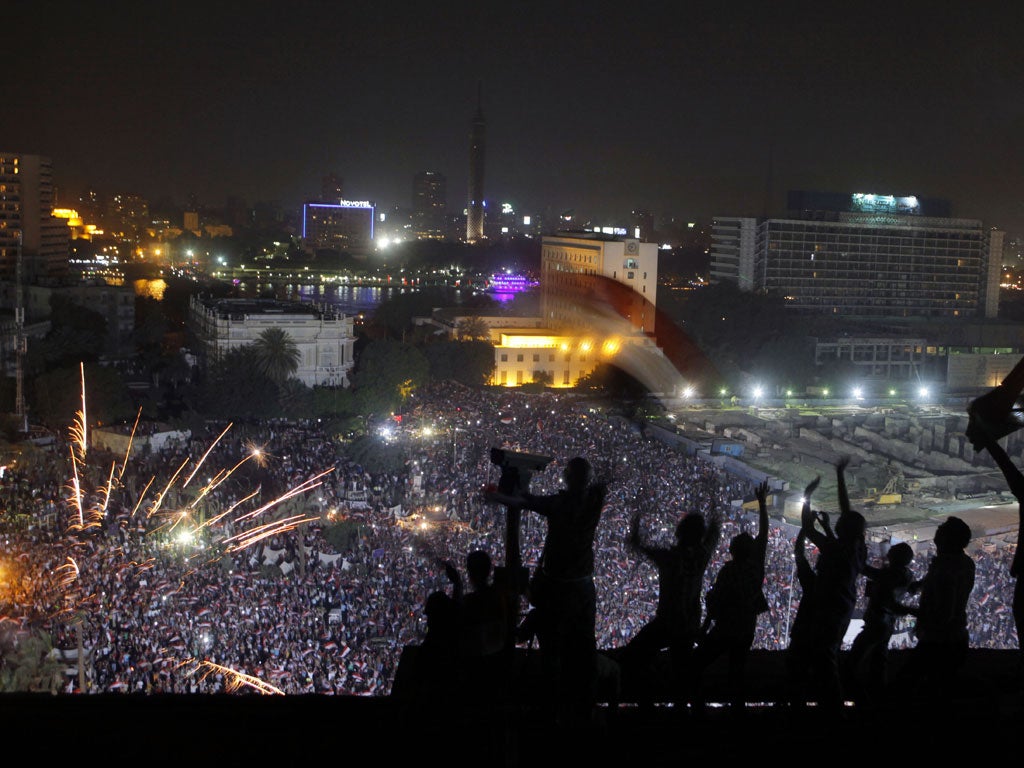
[489,448,554,496]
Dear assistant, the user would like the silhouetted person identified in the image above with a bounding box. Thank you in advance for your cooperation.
[844,541,914,706]
[896,516,975,701]
[460,549,511,657]
[786,476,821,709]
[619,497,722,710]
[692,479,771,715]
[795,458,866,714]
[396,561,464,709]
[458,549,515,702]
[970,415,1024,685]
[486,456,606,724]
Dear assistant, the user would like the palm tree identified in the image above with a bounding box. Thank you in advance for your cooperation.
[455,316,491,341]
[250,327,301,384]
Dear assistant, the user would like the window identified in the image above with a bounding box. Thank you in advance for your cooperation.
[563,370,570,385]
[517,354,524,362]
[533,353,540,362]
[500,354,508,362]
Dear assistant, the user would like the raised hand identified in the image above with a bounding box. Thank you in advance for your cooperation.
[804,476,820,498]
[755,480,769,505]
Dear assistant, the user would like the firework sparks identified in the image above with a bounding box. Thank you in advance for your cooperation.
[233,468,334,524]
[67,445,84,529]
[222,514,321,552]
[119,407,142,479]
[130,476,155,518]
[66,361,89,461]
[147,457,190,520]
[182,422,232,489]
[100,461,116,514]
[191,660,284,695]
[55,557,80,591]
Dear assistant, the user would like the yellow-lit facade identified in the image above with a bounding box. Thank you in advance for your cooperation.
[491,331,623,387]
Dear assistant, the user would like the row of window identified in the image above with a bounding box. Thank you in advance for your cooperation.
[499,352,586,363]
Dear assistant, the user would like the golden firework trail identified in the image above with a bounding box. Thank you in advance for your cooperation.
[198,489,260,531]
[119,407,143,479]
[67,361,88,460]
[182,422,232,489]
[130,476,155,518]
[233,468,334,524]
[55,557,79,590]
[147,457,190,518]
[193,660,284,695]
[67,445,84,529]
[100,461,116,514]
[222,514,320,552]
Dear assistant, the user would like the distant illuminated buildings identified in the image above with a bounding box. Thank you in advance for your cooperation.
[302,200,375,256]
[710,190,1004,319]
[466,88,486,242]
[0,153,70,282]
[412,171,447,240]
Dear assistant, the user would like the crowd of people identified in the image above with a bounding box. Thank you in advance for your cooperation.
[0,378,1020,702]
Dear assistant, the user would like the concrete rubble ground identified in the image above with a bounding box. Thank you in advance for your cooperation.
[662,399,1024,551]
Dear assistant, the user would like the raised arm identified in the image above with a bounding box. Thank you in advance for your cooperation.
[836,456,852,517]
[800,475,830,551]
[974,425,1024,577]
[980,428,1024,503]
[754,479,770,550]
[794,531,815,590]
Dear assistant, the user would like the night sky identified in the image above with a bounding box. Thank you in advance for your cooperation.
[8,2,1024,233]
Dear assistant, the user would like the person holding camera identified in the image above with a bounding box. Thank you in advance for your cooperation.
[485,455,607,724]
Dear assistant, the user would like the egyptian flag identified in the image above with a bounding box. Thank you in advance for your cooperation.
[967,354,1024,451]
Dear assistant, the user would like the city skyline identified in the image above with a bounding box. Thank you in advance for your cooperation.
[7,3,1024,233]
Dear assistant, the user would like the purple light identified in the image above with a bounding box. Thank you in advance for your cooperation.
[487,273,538,293]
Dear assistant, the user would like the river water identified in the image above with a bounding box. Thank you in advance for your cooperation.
[133,277,410,318]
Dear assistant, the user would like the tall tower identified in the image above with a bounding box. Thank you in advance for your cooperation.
[466,84,486,242]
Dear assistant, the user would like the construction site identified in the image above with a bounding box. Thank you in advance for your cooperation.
[660,399,1023,552]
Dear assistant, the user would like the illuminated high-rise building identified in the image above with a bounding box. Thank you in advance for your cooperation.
[413,171,447,239]
[0,153,69,282]
[466,87,486,242]
[710,190,1004,319]
[302,200,375,256]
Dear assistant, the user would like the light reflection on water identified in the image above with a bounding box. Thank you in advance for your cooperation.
[134,278,167,301]
[134,278,478,317]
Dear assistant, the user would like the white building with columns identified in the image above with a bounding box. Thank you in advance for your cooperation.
[189,296,355,387]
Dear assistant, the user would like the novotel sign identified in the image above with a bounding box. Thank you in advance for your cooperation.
[307,200,374,209]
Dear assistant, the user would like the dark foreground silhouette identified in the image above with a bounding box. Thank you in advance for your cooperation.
[4,647,1022,766]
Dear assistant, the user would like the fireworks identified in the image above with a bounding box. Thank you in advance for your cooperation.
[43,365,336,694]
[189,659,285,695]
